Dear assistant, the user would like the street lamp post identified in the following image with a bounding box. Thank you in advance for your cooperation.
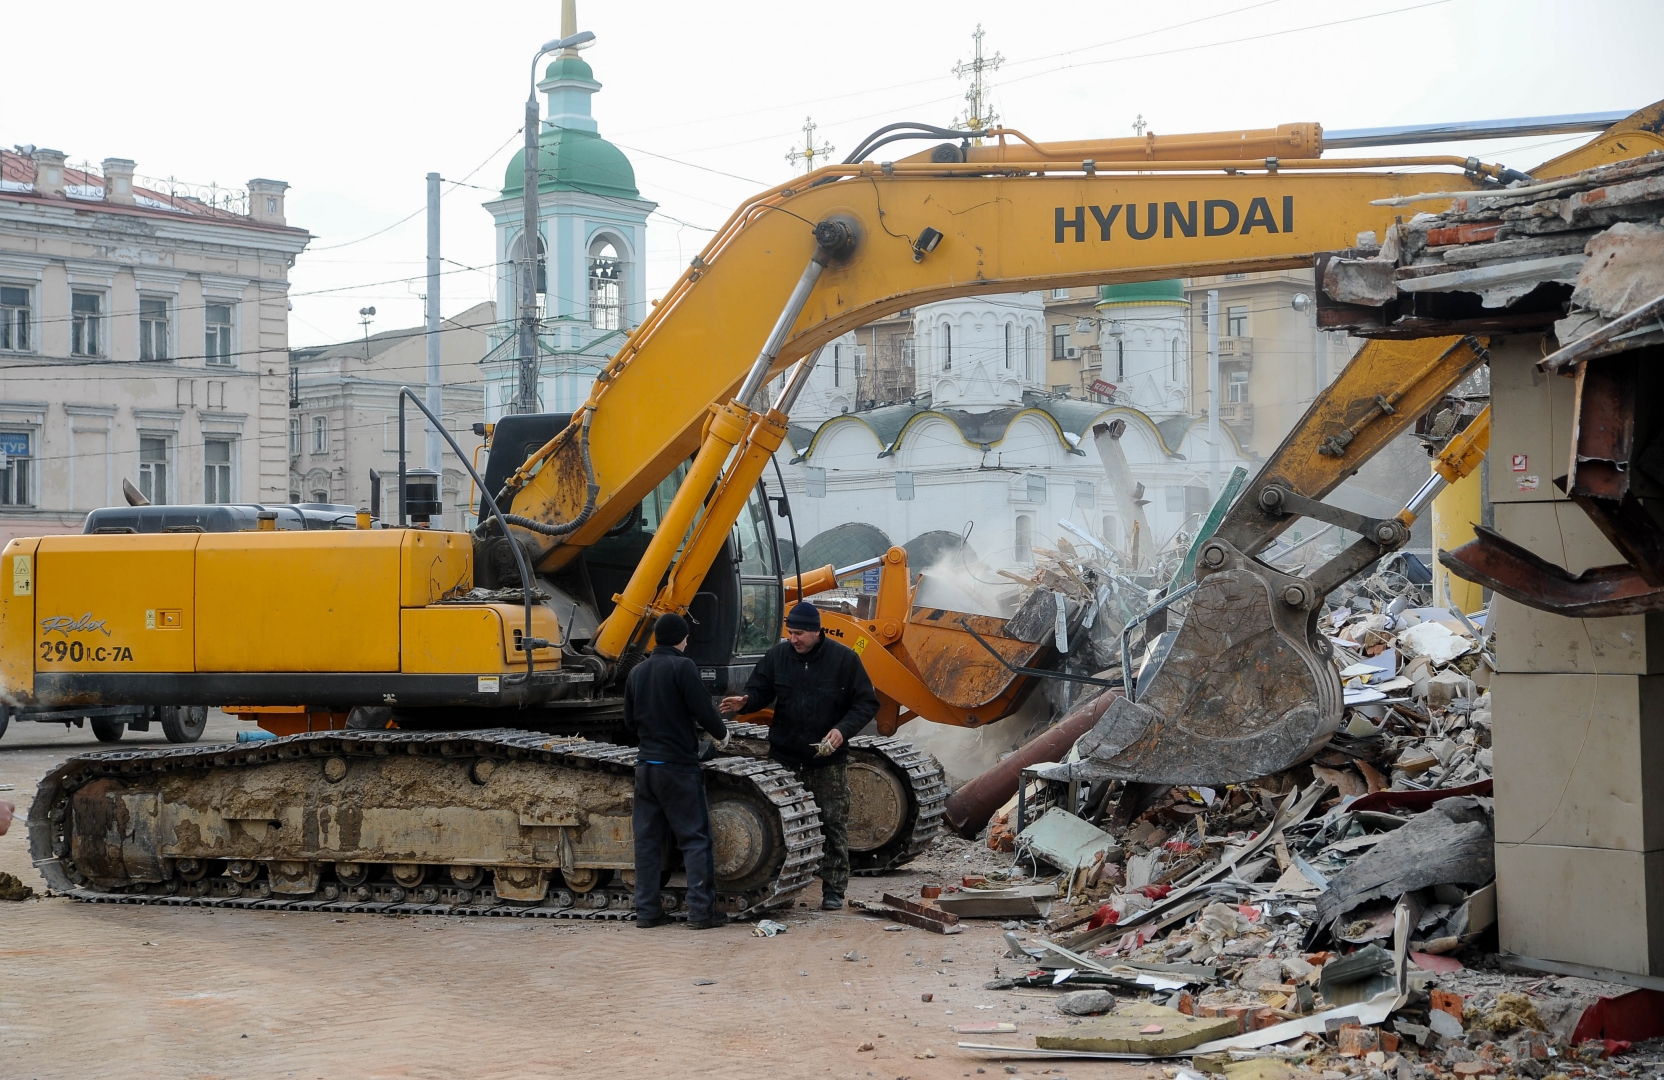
[516,30,595,415]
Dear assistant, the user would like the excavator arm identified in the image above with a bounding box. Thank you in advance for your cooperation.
[496,126,1561,663]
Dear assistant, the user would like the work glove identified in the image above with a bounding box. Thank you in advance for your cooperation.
[717,732,733,752]
[811,736,838,758]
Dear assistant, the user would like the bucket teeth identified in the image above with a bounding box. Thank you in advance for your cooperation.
[1058,546,1341,786]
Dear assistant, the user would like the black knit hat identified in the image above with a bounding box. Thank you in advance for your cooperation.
[785,601,822,631]
[654,611,689,647]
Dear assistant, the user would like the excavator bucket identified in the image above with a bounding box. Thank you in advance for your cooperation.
[1053,336,1495,787]
[1063,540,1342,786]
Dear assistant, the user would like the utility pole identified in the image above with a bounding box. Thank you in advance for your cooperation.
[785,117,835,175]
[1207,289,1221,501]
[425,172,442,472]
[516,84,542,415]
[953,24,1003,143]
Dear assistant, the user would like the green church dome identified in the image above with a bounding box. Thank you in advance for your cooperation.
[1097,280,1187,306]
[543,55,595,83]
[502,127,639,201]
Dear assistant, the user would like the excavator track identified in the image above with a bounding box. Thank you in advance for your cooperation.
[28,729,822,920]
[723,723,948,874]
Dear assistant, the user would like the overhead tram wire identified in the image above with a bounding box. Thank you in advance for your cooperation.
[308,125,529,252]
[608,0,1292,142]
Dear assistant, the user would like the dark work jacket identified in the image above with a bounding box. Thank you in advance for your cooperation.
[622,646,727,769]
[740,635,878,769]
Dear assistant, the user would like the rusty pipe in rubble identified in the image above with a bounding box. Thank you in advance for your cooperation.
[942,690,1120,841]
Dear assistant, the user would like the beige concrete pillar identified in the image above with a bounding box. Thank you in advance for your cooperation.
[1487,337,1664,976]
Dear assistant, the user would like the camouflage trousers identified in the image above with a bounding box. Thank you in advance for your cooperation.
[793,762,849,896]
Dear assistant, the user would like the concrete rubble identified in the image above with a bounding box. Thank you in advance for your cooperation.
[870,557,1664,1075]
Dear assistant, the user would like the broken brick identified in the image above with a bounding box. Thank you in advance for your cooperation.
[1431,989,1465,1024]
[1339,1025,1381,1057]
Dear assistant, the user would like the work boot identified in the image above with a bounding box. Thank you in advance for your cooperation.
[687,912,731,930]
[820,893,845,911]
[635,914,672,928]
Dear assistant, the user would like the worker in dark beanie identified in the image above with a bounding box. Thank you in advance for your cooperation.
[623,611,732,929]
[721,600,878,910]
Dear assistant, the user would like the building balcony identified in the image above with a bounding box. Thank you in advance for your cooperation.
[1217,336,1253,361]
[1217,400,1254,435]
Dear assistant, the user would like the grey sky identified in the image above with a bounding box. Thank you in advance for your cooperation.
[7,0,1659,347]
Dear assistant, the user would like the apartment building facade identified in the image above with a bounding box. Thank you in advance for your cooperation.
[0,148,308,543]
[288,301,493,530]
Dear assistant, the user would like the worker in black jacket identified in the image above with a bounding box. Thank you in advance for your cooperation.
[721,601,878,910]
[623,612,731,929]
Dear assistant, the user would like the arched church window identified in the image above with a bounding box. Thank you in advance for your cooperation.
[588,239,623,331]
[1171,338,1182,381]
[940,323,953,371]
[1116,339,1125,380]
[511,233,548,316]
[1003,323,1014,369]
[1024,326,1034,382]
[1014,514,1033,563]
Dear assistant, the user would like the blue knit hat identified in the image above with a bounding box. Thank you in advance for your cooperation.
[785,601,822,631]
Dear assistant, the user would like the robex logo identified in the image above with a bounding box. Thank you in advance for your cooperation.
[1055,196,1295,243]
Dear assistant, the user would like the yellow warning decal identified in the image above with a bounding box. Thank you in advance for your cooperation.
[853,635,869,655]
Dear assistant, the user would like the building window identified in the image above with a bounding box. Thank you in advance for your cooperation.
[203,438,234,503]
[1224,273,1247,281]
[939,323,952,371]
[1051,323,1069,360]
[804,466,826,499]
[1024,326,1035,382]
[1074,480,1095,508]
[311,488,330,503]
[1101,515,1119,545]
[1051,288,1069,300]
[311,415,328,454]
[1116,339,1125,380]
[588,239,623,331]
[1014,514,1034,563]
[901,335,914,368]
[0,432,32,506]
[289,417,300,456]
[1002,323,1014,369]
[895,471,914,501]
[1227,368,1250,403]
[71,291,102,356]
[1171,338,1182,381]
[1226,304,1248,337]
[139,436,171,505]
[1026,474,1047,503]
[205,303,234,366]
[139,297,169,361]
[0,286,30,352]
[832,344,842,387]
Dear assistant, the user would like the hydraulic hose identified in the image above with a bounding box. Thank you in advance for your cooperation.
[497,411,600,538]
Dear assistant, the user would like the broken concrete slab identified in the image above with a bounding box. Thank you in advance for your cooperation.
[1036,1002,1238,1054]
[933,883,1054,919]
[1312,798,1494,941]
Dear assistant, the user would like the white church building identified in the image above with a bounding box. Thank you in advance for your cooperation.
[778,283,1254,574]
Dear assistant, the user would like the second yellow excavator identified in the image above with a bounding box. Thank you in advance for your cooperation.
[12,103,1663,916]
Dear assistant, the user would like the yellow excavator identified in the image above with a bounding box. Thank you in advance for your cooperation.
[12,105,1663,917]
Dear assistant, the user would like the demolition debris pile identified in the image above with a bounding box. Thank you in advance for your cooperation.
[862,510,1664,1073]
